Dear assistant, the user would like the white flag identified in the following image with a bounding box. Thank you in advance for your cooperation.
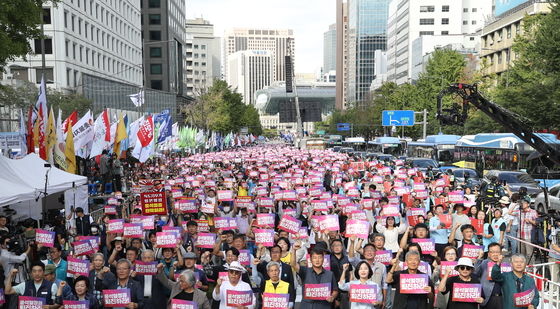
[18,109,27,155]
[90,110,111,157]
[71,110,94,157]
[128,90,145,107]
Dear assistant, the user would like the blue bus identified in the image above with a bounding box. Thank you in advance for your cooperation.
[453,133,560,175]
[407,134,461,164]
[367,137,405,156]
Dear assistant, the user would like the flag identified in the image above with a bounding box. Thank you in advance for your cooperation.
[72,111,94,157]
[18,109,27,155]
[62,110,78,133]
[65,120,76,174]
[26,106,35,153]
[132,116,154,163]
[45,107,56,162]
[54,109,67,169]
[128,90,145,107]
[35,75,48,159]
[155,110,172,144]
[113,113,127,155]
[128,117,143,150]
[90,109,111,157]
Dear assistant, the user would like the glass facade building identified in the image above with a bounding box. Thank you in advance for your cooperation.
[347,0,390,105]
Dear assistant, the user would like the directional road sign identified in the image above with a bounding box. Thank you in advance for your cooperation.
[336,123,351,131]
[382,110,415,127]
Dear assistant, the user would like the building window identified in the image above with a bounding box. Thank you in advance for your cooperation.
[150,47,162,57]
[498,52,502,64]
[149,31,161,41]
[149,14,161,25]
[419,31,434,36]
[150,64,162,74]
[441,31,449,35]
[472,8,477,12]
[463,20,468,25]
[463,8,468,13]
[201,45,206,50]
[43,8,51,24]
[472,20,477,25]
[34,38,53,54]
[64,11,68,28]
[148,0,160,8]
[151,80,162,90]
[442,5,450,12]
[516,22,521,35]
[420,19,435,25]
[71,15,75,31]
[36,68,54,84]
[507,26,512,39]
[420,6,434,12]
[442,18,449,25]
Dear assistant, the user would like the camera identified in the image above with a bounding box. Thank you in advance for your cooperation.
[6,238,25,255]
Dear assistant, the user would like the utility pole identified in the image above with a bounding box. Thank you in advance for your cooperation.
[40,5,46,72]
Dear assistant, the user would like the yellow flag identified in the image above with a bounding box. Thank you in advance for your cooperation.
[33,119,39,149]
[113,113,127,156]
[46,107,56,162]
[65,120,76,174]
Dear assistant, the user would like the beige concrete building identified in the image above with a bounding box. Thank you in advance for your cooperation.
[480,2,551,78]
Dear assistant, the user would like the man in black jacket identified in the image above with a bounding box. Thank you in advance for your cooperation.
[102,259,144,309]
[254,245,296,302]
[131,249,169,307]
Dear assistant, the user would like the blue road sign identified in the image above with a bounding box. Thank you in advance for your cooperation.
[336,123,351,131]
[382,110,415,127]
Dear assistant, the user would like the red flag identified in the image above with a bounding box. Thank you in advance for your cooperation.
[63,111,78,133]
[26,106,35,153]
[101,109,110,141]
[137,116,154,147]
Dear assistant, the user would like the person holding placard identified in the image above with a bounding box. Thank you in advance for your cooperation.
[338,262,383,308]
[376,216,408,253]
[131,249,169,307]
[432,246,459,309]
[291,243,338,309]
[260,261,294,307]
[101,259,144,309]
[156,267,210,309]
[472,243,503,309]
[429,205,450,259]
[386,251,433,309]
[4,262,58,308]
[254,245,296,302]
[448,225,481,258]
[491,253,539,309]
[56,276,100,308]
[451,204,471,242]
[438,257,483,309]
[212,261,255,309]
[44,244,68,282]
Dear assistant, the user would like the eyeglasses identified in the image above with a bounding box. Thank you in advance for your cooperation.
[228,270,241,275]
[458,266,472,271]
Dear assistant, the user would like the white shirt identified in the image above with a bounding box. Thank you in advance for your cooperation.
[212,280,255,309]
[0,249,27,283]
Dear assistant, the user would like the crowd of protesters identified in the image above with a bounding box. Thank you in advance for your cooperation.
[0,144,557,309]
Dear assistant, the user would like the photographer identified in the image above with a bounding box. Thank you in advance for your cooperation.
[0,235,31,284]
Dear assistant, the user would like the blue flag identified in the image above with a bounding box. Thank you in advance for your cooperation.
[155,110,172,144]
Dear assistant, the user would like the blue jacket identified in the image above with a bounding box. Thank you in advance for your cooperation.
[491,264,539,309]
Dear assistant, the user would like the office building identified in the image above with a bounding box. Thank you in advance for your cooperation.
[386,0,492,85]
[347,0,391,106]
[335,0,349,110]
[227,50,274,105]
[2,0,143,90]
[480,0,551,78]
[323,24,337,73]
[185,18,221,97]
[141,0,186,94]
[223,28,295,84]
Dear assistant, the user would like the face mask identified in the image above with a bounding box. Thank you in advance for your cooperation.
[223,207,231,212]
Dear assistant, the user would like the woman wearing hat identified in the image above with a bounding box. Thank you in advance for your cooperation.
[212,261,255,309]
[439,257,484,308]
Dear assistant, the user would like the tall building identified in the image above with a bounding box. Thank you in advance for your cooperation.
[336,0,349,110]
[227,50,274,105]
[386,0,492,85]
[480,0,551,79]
[2,0,143,91]
[140,0,186,94]
[223,28,295,84]
[323,24,337,73]
[185,18,221,97]
[347,0,391,106]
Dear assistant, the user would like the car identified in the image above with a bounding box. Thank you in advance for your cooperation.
[444,168,482,188]
[483,170,543,197]
[534,183,560,213]
[349,151,367,159]
[331,146,342,152]
[406,158,440,171]
[339,147,354,153]
[377,154,396,162]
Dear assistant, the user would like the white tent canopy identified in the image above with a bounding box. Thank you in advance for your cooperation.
[0,153,87,207]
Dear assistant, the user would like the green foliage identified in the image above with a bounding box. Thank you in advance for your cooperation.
[183,80,263,135]
[492,4,560,130]
[0,0,59,70]
[0,80,91,118]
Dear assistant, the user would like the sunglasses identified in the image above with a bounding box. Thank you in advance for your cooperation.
[458,266,472,271]
[228,270,241,275]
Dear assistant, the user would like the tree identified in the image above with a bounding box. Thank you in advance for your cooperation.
[492,2,560,130]
[0,0,59,70]
[183,80,263,135]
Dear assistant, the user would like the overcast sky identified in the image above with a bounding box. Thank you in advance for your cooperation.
[185,0,336,74]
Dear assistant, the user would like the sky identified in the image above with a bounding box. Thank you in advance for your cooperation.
[185,0,336,74]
